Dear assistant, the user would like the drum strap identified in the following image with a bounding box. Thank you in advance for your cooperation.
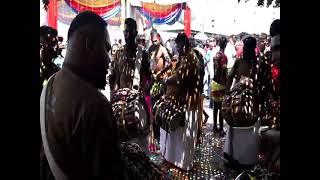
[229,127,234,159]
[163,128,168,158]
[40,74,68,180]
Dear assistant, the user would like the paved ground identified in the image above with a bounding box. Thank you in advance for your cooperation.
[147,98,241,180]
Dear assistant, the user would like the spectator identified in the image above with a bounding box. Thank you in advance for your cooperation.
[40,11,125,180]
[212,36,228,136]
[225,35,237,74]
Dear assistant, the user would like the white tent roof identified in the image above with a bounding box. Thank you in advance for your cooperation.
[194,32,208,40]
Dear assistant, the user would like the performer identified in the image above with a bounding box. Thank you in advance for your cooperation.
[40,26,61,96]
[222,36,260,166]
[109,18,152,153]
[40,25,61,164]
[211,36,228,137]
[154,33,200,170]
[189,37,208,144]
[148,31,172,146]
[148,31,171,79]
[258,19,280,173]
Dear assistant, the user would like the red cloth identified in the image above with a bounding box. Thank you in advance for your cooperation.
[235,47,260,59]
[142,76,152,115]
[216,51,228,66]
[271,65,280,96]
[271,65,280,83]
[184,5,191,38]
[144,95,151,115]
[255,47,261,55]
[47,0,57,29]
[236,48,243,59]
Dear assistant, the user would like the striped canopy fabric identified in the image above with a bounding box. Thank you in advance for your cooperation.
[138,2,183,25]
[58,0,121,25]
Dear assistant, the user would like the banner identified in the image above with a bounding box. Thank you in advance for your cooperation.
[137,2,182,28]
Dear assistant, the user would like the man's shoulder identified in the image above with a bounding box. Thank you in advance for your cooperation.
[56,69,110,105]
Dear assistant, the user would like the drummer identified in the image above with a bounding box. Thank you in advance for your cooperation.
[109,18,150,92]
[109,18,152,151]
[154,33,201,171]
[148,31,172,144]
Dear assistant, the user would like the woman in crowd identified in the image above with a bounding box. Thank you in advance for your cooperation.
[211,36,228,137]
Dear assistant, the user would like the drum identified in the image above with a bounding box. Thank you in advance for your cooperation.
[152,95,186,133]
[111,88,150,140]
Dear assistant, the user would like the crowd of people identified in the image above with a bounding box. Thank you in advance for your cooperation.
[40,10,280,180]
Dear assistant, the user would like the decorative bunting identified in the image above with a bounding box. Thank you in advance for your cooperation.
[138,2,182,26]
[58,0,121,25]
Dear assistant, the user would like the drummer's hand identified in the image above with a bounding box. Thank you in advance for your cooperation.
[153,72,162,81]
[225,90,231,95]
[156,72,162,80]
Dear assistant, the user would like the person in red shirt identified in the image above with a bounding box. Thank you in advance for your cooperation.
[212,36,228,136]
[236,40,260,59]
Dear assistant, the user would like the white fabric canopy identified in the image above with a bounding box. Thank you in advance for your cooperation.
[194,32,208,40]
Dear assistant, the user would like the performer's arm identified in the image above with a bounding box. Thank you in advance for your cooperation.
[225,59,238,91]
[140,50,152,88]
[165,58,188,85]
[109,51,120,91]
[161,46,171,63]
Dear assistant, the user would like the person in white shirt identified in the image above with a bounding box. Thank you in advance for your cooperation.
[208,39,220,108]
[225,35,237,74]
[203,40,217,99]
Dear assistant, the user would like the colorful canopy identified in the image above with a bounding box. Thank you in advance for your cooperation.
[58,0,121,25]
[137,2,182,25]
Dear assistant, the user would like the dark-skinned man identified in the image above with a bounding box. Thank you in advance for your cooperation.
[109,18,152,154]
[40,11,125,180]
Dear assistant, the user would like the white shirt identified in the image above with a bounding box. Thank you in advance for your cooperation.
[208,46,220,79]
[225,43,236,69]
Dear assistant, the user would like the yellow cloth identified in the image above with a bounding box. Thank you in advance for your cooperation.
[211,81,225,102]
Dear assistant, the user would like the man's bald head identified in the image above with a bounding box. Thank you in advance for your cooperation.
[64,11,111,90]
[68,11,107,40]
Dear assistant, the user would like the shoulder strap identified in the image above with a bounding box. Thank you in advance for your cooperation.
[132,46,143,90]
[40,74,68,180]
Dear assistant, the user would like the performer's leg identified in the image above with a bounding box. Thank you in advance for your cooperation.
[197,94,204,144]
[151,95,160,141]
[213,101,219,132]
[203,110,209,124]
[217,102,225,136]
